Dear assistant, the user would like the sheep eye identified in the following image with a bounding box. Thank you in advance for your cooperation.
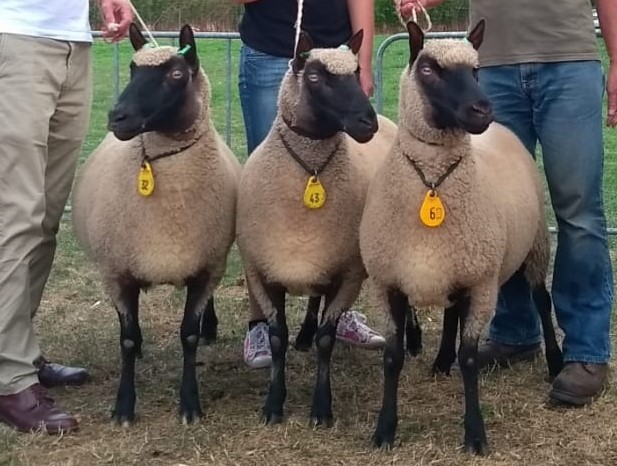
[307,73,319,83]
[171,70,184,80]
[420,65,433,76]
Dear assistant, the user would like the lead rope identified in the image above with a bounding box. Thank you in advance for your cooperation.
[122,0,160,47]
[393,0,433,32]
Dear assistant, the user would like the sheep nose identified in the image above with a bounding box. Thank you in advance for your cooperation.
[471,101,492,117]
[108,108,128,124]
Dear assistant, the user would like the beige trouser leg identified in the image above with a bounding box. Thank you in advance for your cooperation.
[0,34,92,395]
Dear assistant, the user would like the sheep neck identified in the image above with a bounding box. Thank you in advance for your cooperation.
[397,126,472,183]
[276,120,343,177]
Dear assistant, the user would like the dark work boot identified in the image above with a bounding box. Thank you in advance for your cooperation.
[477,340,541,371]
[549,362,608,406]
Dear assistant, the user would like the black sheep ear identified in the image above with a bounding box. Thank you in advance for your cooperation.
[292,31,313,74]
[406,21,424,66]
[179,24,199,73]
[466,19,485,50]
[346,29,364,55]
[129,23,148,51]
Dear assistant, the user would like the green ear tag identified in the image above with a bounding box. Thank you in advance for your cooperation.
[178,45,192,56]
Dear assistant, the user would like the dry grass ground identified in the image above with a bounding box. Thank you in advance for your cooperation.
[1,222,616,466]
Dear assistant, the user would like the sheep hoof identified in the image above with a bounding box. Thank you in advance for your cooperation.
[309,413,333,428]
[111,411,135,427]
[294,337,313,352]
[464,437,489,456]
[372,430,395,450]
[180,409,203,425]
[406,343,422,357]
[431,361,452,377]
[262,411,283,425]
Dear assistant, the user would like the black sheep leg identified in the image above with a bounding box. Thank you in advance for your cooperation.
[199,297,218,345]
[111,278,142,425]
[372,289,407,448]
[295,296,321,351]
[179,270,211,423]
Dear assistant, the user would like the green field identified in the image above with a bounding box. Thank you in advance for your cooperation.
[2,35,617,465]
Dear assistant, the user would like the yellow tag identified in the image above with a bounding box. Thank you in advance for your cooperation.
[303,176,327,209]
[419,190,445,227]
[138,161,155,197]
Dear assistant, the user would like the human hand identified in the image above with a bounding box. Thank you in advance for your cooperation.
[607,62,617,128]
[100,0,133,42]
[394,0,427,18]
[360,67,374,97]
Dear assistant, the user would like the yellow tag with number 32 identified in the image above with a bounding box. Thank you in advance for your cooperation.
[419,190,445,227]
[138,161,155,197]
[303,176,326,209]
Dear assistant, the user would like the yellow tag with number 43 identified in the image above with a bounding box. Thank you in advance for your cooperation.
[138,161,155,197]
[419,190,445,227]
[303,176,326,209]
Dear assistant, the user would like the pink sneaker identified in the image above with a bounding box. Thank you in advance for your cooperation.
[336,310,386,349]
[243,322,272,369]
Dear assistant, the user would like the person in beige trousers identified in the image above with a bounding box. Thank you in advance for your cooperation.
[0,0,132,434]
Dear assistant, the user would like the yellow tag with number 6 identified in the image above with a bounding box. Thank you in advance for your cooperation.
[303,176,326,209]
[138,161,155,197]
[419,190,445,227]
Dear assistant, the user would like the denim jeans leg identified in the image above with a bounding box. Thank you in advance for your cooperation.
[478,65,543,346]
[238,44,291,156]
[533,61,613,363]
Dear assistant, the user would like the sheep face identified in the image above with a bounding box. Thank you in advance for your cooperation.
[405,20,492,135]
[285,31,378,143]
[108,24,202,141]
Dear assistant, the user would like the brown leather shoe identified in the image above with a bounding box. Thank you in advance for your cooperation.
[0,384,78,434]
[37,362,89,388]
[477,340,541,370]
[549,362,608,406]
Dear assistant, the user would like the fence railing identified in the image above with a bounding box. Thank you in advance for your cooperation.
[87,30,615,236]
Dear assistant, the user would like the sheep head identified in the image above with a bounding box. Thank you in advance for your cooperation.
[400,20,492,142]
[108,24,207,141]
[278,30,378,143]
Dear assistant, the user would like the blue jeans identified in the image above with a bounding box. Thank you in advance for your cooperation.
[238,44,291,155]
[479,61,613,364]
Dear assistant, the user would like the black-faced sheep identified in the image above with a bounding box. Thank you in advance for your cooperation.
[235,31,398,426]
[71,24,241,425]
[359,21,563,454]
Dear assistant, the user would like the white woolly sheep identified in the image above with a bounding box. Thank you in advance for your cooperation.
[71,24,241,425]
[359,21,563,455]
[235,31,398,426]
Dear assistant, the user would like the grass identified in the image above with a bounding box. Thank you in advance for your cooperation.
[2,34,617,465]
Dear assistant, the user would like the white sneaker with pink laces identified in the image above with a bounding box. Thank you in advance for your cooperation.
[243,322,272,369]
[336,310,386,349]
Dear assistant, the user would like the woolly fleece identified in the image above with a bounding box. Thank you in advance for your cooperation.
[236,48,396,322]
[359,39,549,339]
[72,51,241,301]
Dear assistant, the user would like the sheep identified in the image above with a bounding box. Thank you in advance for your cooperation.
[235,30,399,426]
[71,24,241,425]
[359,21,564,455]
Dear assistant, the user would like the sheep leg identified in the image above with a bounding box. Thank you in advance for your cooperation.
[372,289,407,449]
[432,297,468,375]
[405,305,423,356]
[458,290,492,456]
[110,279,142,426]
[262,283,288,424]
[199,297,218,345]
[295,296,321,351]
[310,276,363,427]
[179,271,211,424]
[532,284,564,380]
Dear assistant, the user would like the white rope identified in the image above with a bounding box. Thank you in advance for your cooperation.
[293,0,305,57]
[126,0,159,47]
[394,0,433,32]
